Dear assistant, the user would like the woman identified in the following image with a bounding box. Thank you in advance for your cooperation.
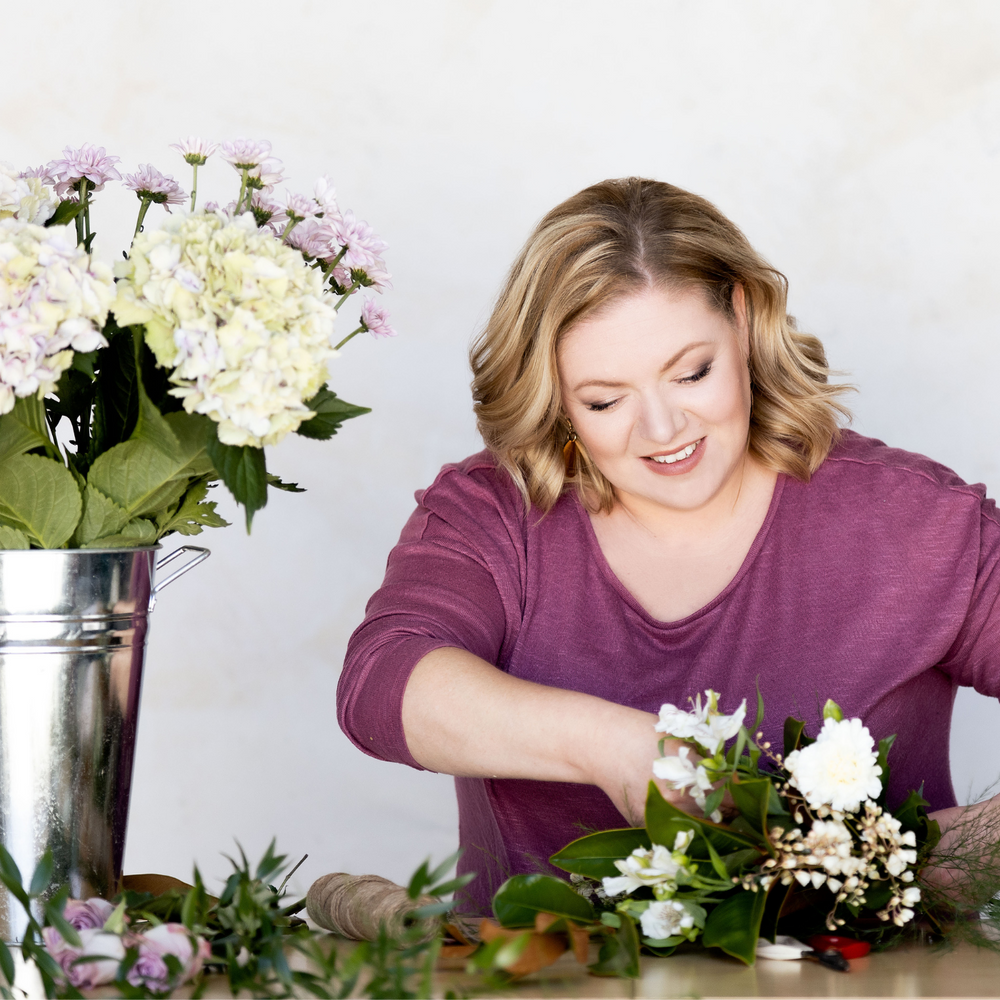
[338,178,1000,914]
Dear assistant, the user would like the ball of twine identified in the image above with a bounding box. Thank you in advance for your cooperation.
[306,873,439,943]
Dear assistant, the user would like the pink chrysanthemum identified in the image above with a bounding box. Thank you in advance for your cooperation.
[246,157,284,191]
[45,144,122,197]
[220,138,272,170]
[285,218,330,258]
[329,210,389,271]
[360,297,397,339]
[123,164,187,207]
[284,191,317,222]
[169,137,219,165]
[248,190,286,230]
[312,175,340,217]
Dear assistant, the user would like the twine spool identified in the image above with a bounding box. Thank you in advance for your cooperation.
[306,873,439,943]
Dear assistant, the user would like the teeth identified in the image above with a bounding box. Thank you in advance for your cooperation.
[651,441,698,464]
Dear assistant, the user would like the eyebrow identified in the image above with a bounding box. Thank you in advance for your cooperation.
[570,341,713,393]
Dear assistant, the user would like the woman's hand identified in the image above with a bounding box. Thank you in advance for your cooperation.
[924,794,1000,903]
[401,646,709,826]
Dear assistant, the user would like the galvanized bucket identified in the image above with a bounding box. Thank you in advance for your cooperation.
[0,545,208,941]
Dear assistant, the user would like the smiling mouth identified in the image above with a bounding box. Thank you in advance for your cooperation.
[649,439,701,465]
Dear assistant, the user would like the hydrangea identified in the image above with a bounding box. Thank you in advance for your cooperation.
[0,220,113,413]
[112,211,337,447]
[785,716,883,813]
[0,163,58,224]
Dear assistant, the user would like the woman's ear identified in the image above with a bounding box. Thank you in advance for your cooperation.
[732,284,750,359]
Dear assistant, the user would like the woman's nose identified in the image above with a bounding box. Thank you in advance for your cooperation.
[636,391,686,445]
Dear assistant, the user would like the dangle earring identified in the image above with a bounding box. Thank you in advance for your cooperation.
[562,423,578,473]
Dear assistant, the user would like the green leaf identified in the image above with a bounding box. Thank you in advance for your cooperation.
[205,436,267,532]
[76,485,130,545]
[163,413,216,479]
[549,828,651,879]
[91,321,140,454]
[71,350,98,379]
[753,678,765,732]
[131,382,181,457]
[0,397,54,464]
[88,440,189,520]
[295,385,371,440]
[45,199,87,227]
[702,888,767,965]
[822,699,844,722]
[0,845,28,911]
[0,937,15,987]
[645,782,761,854]
[157,478,229,537]
[875,734,896,803]
[28,853,54,897]
[589,913,640,978]
[729,777,786,837]
[267,473,305,493]
[783,716,812,757]
[0,526,29,550]
[0,454,82,548]
[492,874,596,928]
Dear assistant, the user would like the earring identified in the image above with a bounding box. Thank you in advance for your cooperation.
[562,424,578,473]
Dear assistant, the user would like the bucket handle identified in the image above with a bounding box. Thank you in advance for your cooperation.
[150,546,211,610]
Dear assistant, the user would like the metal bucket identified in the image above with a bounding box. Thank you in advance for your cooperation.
[0,545,209,941]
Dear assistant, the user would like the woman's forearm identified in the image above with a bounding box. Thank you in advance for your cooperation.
[400,645,685,825]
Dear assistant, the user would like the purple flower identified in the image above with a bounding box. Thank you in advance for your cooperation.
[284,191,318,223]
[123,164,187,207]
[63,898,116,930]
[169,136,219,166]
[220,138,272,171]
[361,297,397,339]
[329,210,389,271]
[248,190,286,230]
[43,927,125,989]
[126,924,210,990]
[286,218,330,258]
[45,144,121,197]
[247,157,284,191]
[312,175,340,218]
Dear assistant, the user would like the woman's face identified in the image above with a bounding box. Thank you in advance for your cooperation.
[557,284,753,516]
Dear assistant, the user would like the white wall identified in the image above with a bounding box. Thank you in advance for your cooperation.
[3,0,1000,894]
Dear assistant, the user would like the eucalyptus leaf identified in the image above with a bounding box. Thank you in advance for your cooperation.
[0,454,82,549]
[0,526,29,550]
[492,874,596,928]
[550,828,651,879]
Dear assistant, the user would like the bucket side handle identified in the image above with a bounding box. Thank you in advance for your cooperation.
[150,546,211,610]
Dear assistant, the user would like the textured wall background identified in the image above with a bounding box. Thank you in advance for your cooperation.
[2,0,999,894]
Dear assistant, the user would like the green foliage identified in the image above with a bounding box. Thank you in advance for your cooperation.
[701,887,767,964]
[492,874,596,928]
[550,828,651,880]
[588,912,640,978]
[296,385,371,440]
[0,526,29,550]
[0,454,82,548]
[205,437,268,532]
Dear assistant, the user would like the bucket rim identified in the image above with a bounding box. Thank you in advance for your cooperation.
[0,545,163,555]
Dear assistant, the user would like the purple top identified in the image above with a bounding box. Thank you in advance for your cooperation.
[338,431,1000,914]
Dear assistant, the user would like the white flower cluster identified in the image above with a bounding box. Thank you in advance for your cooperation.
[652,690,746,821]
[602,831,695,900]
[113,212,337,447]
[0,163,58,225]
[0,220,113,414]
[639,899,698,942]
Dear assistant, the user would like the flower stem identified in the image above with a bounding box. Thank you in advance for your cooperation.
[280,217,301,242]
[236,168,249,214]
[80,179,92,250]
[190,163,199,212]
[74,179,87,246]
[133,197,152,241]
[334,324,365,351]
[334,279,360,311]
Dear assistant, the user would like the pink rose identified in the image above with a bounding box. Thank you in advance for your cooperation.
[42,926,125,989]
[63,898,115,930]
[126,923,210,990]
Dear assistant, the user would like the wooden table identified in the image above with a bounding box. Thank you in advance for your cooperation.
[433,940,1000,998]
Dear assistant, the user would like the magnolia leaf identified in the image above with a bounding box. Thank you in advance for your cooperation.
[87,440,190,519]
[701,886,767,965]
[0,526,29,550]
[550,828,651,880]
[295,385,371,440]
[76,485,130,546]
[0,396,54,464]
[783,717,812,757]
[492,874,596,929]
[158,478,229,537]
[822,699,844,722]
[205,436,267,531]
[589,912,641,978]
[0,454,81,549]
[645,782,761,855]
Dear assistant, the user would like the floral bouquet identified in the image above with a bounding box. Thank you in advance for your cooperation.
[0,139,393,544]
[482,693,943,977]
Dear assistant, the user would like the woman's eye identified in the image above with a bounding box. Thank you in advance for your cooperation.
[586,398,618,412]
[678,362,712,384]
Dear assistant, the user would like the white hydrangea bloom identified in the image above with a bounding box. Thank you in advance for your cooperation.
[784,717,883,813]
[0,164,58,225]
[113,211,337,447]
[601,834,694,899]
[639,900,696,941]
[655,690,746,757]
[0,220,113,413]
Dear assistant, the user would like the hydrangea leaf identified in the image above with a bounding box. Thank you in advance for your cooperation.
[82,518,157,549]
[549,829,651,880]
[0,454,82,549]
[0,526,29,550]
[163,413,216,479]
[131,381,181,458]
[205,436,267,532]
[295,385,371,440]
[157,478,229,538]
[87,440,191,520]
[0,397,52,464]
[76,485,130,545]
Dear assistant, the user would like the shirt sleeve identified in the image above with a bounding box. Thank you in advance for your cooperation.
[939,495,1000,695]
[337,461,527,769]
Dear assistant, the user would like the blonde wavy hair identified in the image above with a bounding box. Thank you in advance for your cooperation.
[470,177,851,514]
